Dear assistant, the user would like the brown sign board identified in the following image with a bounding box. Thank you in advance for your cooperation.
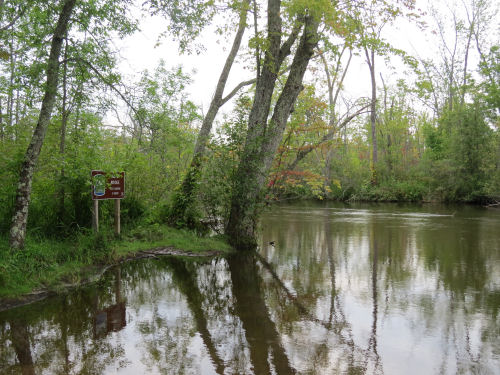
[91,171,125,200]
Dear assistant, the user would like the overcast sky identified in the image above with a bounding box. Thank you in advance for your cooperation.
[106,0,499,128]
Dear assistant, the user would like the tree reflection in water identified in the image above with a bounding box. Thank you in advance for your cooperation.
[167,257,226,374]
[228,253,296,374]
[257,202,500,374]
[0,203,499,374]
[9,319,35,375]
[0,270,126,374]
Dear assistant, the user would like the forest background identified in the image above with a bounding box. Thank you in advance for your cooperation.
[0,0,499,255]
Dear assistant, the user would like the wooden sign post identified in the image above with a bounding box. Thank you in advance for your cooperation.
[114,199,120,235]
[93,199,99,232]
[91,171,125,235]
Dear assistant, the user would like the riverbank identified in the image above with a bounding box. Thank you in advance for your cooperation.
[0,224,233,310]
[274,181,499,205]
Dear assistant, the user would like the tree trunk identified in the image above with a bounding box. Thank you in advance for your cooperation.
[365,46,378,184]
[14,87,20,127]
[460,21,473,106]
[226,6,319,250]
[8,34,14,131]
[57,36,69,226]
[168,0,250,227]
[0,97,4,141]
[9,0,77,249]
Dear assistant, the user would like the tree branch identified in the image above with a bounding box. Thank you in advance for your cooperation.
[278,16,303,65]
[76,58,145,128]
[286,103,371,171]
[0,5,27,32]
[220,78,257,106]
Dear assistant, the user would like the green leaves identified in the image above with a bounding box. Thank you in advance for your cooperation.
[147,0,217,53]
[478,45,500,120]
[133,60,200,150]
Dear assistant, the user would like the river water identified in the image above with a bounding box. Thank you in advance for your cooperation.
[1,202,499,374]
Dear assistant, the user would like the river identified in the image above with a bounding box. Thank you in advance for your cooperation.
[1,202,499,374]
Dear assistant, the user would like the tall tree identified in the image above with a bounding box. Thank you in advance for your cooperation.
[226,0,322,250]
[56,35,69,226]
[365,42,378,183]
[9,0,77,249]
[7,0,137,245]
[355,1,393,183]
[168,0,253,228]
[351,0,419,183]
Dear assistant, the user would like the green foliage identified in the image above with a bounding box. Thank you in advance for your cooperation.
[418,104,494,202]
[263,72,499,205]
[167,160,207,234]
[478,45,500,121]
[348,179,426,202]
[120,196,146,225]
[147,0,217,53]
[422,120,446,161]
[0,138,27,233]
[197,96,250,229]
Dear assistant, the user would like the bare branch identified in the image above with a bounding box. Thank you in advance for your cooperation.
[76,58,145,128]
[286,103,371,171]
[220,78,256,106]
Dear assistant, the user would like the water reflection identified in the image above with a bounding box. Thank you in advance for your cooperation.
[167,257,225,374]
[0,202,499,374]
[94,268,126,338]
[258,202,500,374]
[228,254,295,374]
[9,319,35,375]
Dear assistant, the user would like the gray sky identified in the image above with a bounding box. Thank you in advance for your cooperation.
[107,0,499,128]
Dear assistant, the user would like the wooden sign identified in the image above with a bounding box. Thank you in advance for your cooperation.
[91,171,124,235]
[91,171,125,200]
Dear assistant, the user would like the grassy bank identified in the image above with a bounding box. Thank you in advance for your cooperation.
[0,224,232,300]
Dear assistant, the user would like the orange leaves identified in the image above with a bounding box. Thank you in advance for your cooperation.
[269,169,324,187]
[268,169,331,199]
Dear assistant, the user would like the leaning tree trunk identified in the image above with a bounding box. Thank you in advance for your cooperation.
[168,0,250,228]
[57,36,69,227]
[365,46,378,184]
[226,8,319,250]
[9,0,77,249]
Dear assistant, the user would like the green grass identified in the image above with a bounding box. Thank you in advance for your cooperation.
[0,224,232,300]
[116,223,232,255]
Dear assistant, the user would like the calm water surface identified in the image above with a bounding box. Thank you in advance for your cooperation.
[1,202,499,374]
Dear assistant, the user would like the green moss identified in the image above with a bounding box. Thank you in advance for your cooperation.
[0,225,232,300]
